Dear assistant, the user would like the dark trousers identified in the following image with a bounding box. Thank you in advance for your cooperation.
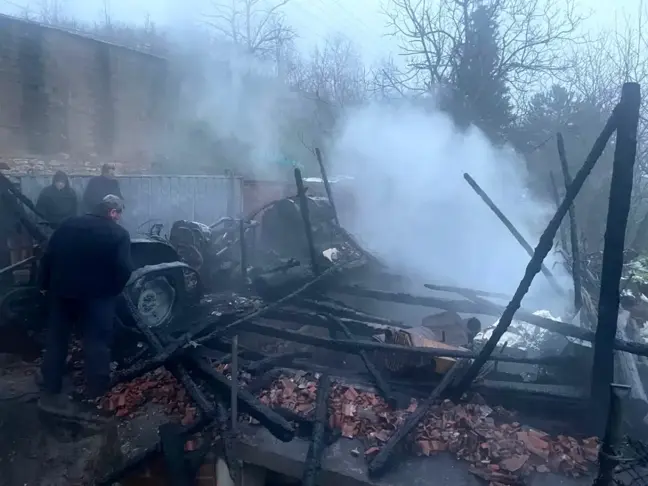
[41,295,115,398]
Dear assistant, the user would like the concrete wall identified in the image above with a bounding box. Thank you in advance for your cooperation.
[0,14,168,175]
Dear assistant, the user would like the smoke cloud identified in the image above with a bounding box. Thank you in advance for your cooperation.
[328,101,572,314]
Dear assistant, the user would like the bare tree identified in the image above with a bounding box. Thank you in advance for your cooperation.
[380,0,584,98]
[293,35,369,107]
[204,0,296,60]
[284,35,370,154]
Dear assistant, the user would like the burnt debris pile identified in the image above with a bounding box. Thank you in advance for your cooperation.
[0,82,646,486]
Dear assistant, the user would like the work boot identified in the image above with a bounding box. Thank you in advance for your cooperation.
[38,392,112,424]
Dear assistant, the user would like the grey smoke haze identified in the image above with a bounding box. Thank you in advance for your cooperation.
[328,102,572,314]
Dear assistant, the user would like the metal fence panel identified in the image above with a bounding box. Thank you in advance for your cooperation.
[18,175,243,236]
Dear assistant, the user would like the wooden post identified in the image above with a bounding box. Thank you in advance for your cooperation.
[593,383,631,486]
[591,82,641,432]
[231,335,239,434]
[549,170,569,252]
[452,100,620,398]
[315,147,340,226]
[293,168,320,275]
[557,132,583,313]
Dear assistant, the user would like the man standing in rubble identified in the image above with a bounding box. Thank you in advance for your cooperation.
[38,195,133,420]
[82,163,123,213]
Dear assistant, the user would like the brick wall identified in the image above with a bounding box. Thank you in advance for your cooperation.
[0,14,168,176]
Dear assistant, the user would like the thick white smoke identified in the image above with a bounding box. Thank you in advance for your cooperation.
[328,102,572,313]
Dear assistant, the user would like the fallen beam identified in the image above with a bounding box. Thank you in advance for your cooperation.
[330,315,398,407]
[194,264,340,347]
[368,360,469,478]
[186,352,295,442]
[333,284,648,357]
[224,319,576,366]
[423,283,509,300]
[246,351,314,375]
[296,297,406,327]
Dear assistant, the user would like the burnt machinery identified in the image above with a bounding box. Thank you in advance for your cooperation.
[0,171,202,360]
[161,194,372,294]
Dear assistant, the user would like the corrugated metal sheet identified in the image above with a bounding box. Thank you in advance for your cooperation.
[18,175,243,236]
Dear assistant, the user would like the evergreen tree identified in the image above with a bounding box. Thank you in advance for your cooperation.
[449,2,513,141]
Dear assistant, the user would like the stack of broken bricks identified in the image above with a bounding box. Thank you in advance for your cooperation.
[259,372,599,484]
[100,365,599,485]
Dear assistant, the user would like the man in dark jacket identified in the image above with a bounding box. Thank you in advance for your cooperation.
[38,195,133,419]
[35,171,78,227]
[82,163,123,213]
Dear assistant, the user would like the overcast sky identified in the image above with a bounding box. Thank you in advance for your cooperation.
[0,0,643,64]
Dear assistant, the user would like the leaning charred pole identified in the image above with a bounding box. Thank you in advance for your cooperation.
[330,315,398,407]
[463,173,565,296]
[453,93,621,397]
[294,167,320,275]
[557,132,583,312]
[549,170,569,251]
[591,82,641,432]
[368,361,469,478]
[302,374,332,486]
[315,147,340,226]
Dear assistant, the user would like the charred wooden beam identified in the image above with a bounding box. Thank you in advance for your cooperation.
[333,284,648,357]
[549,170,569,251]
[227,319,575,366]
[315,147,340,226]
[368,361,468,478]
[295,297,407,327]
[123,293,215,416]
[330,315,398,407]
[113,311,224,385]
[294,167,320,275]
[453,95,621,397]
[194,264,339,347]
[423,283,509,300]
[594,384,631,485]
[246,351,313,375]
[231,335,239,434]
[216,400,240,484]
[302,374,332,486]
[592,83,641,431]
[264,307,408,336]
[186,352,295,442]
[464,173,565,296]
[557,132,583,313]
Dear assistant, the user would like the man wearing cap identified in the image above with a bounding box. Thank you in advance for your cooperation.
[38,195,133,420]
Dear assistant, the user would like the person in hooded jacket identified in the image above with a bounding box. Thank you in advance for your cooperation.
[82,163,123,213]
[35,171,78,227]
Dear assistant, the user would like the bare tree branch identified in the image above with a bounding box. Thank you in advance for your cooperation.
[204,0,295,60]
